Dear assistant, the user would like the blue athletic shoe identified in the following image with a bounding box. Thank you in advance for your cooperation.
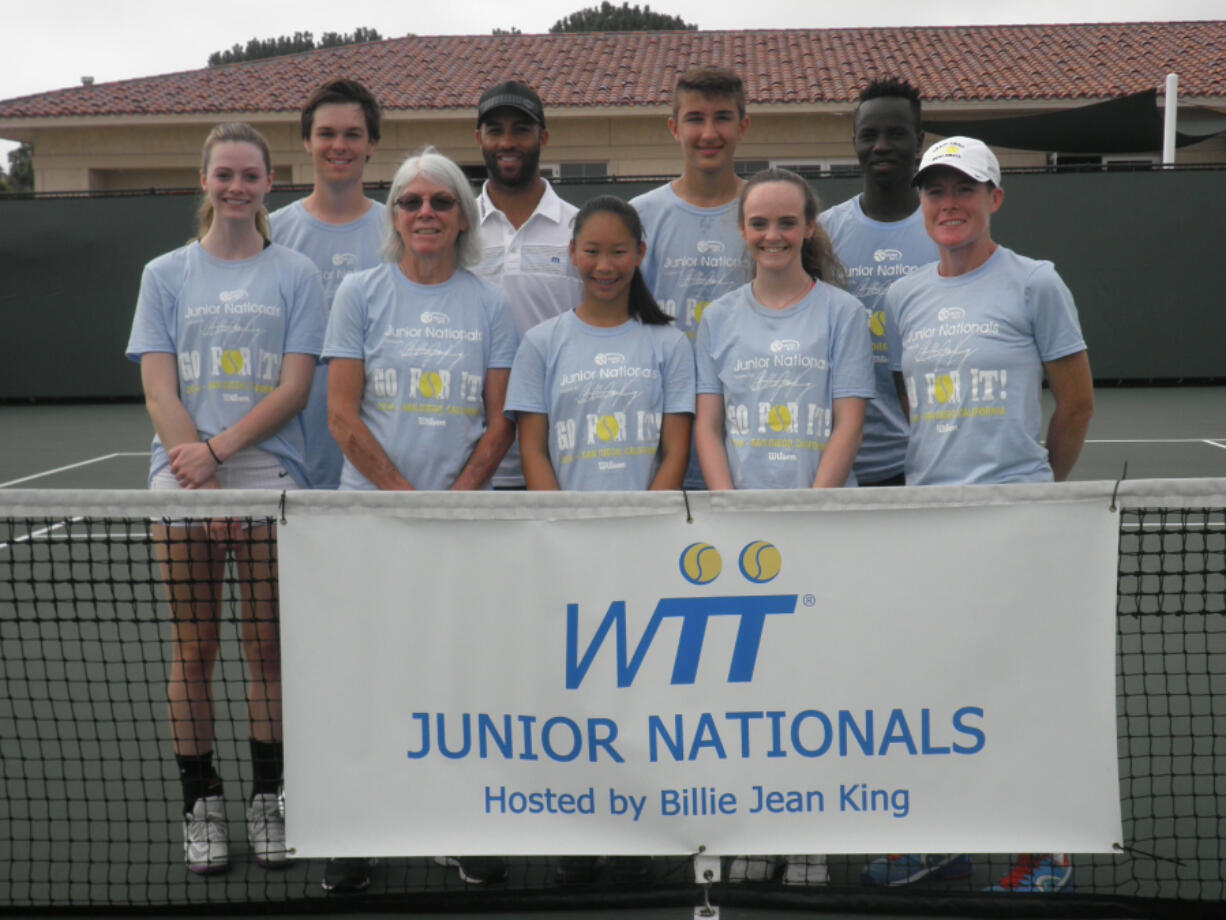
[861,853,972,886]
[987,853,1074,892]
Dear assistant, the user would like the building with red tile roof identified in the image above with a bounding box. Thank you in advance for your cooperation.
[2,22,1223,192]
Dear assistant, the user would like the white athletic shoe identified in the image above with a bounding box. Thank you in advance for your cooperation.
[726,855,780,882]
[246,792,288,868]
[183,795,229,874]
[783,853,829,886]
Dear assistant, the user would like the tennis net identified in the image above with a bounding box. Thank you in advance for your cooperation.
[0,482,1222,916]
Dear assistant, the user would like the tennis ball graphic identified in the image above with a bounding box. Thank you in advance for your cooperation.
[596,414,619,442]
[768,405,792,433]
[739,540,782,583]
[220,350,244,375]
[419,371,444,398]
[679,542,721,585]
[869,310,887,337]
[933,373,956,403]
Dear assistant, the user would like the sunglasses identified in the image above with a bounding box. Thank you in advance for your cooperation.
[396,193,458,213]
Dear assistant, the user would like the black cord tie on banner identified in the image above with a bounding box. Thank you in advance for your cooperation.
[1110,461,1129,511]
[1114,841,1186,867]
[682,487,693,524]
[279,490,287,524]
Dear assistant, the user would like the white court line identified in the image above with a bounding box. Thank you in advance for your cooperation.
[0,451,149,489]
[1203,440,1226,452]
[1085,437,1226,444]
[0,516,84,552]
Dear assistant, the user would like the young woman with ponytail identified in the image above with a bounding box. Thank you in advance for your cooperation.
[125,122,324,875]
[694,167,874,494]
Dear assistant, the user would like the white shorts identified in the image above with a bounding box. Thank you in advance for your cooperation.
[151,447,300,491]
[150,448,298,528]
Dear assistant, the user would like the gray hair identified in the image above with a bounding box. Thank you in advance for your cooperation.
[382,147,482,267]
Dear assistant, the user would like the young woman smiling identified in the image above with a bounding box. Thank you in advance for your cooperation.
[126,122,324,875]
[694,168,874,497]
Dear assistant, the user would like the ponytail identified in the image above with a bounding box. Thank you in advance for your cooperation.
[573,195,673,326]
[195,122,274,243]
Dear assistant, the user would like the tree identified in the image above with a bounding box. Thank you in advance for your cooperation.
[492,27,522,35]
[549,2,696,33]
[1,143,33,192]
[207,28,382,66]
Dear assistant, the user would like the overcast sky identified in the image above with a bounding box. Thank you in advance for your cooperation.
[2,1,1220,163]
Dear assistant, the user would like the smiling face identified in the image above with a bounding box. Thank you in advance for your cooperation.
[919,166,1004,260]
[570,210,645,309]
[853,96,923,186]
[305,102,376,186]
[476,109,546,190]
[668,90,749,176]
[740,180,815,277]
[200,140,272,225]
[393,174,468,269]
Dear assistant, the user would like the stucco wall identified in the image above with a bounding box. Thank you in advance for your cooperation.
[17,108,1224,193]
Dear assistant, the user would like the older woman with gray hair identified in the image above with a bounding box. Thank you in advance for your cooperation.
[323,147,518,494]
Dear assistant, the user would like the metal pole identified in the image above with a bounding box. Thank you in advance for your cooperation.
[1162,73,1178,166]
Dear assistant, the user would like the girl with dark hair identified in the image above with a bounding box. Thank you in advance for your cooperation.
[695,168,873,492]
[505,194,695,491]
[126,122,324,875]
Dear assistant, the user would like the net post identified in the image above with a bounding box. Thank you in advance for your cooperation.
[693,845,720,918]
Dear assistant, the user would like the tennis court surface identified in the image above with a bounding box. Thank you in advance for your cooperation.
[1,390,1223,919]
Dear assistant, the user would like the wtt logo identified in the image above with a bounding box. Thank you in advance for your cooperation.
[565,541,796,689]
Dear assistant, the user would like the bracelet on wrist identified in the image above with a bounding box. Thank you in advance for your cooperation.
[205,439,223,466]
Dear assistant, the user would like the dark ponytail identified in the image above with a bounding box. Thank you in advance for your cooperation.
[573,195,673,326]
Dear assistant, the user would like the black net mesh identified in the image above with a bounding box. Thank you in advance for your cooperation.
[1,497,1223,915]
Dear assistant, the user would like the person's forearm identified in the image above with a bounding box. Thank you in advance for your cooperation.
[329,410,415,490]
[518,415,561,490]
[451,417,515,490]
[1046,406,1093,481]
[812,425,861,488]
[649,415,692,490]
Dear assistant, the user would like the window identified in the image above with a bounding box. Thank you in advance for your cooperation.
[1050,153,1158,172]
[737,159,860,178]
[557,162,608,180]
[771,158,859,179]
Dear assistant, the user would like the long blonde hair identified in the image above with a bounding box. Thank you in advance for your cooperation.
[196,122,273,243]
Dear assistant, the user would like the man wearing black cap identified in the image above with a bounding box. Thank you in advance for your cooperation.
[470,80,582,489]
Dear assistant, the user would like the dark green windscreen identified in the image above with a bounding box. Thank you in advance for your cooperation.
[0,170,1221,399]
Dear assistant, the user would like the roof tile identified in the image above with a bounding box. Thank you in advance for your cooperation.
[1,23,1224,120]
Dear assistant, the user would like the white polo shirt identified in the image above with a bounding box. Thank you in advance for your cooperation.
[471,179,583,486]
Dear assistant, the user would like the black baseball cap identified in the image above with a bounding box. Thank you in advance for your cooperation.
[477,80,546,128]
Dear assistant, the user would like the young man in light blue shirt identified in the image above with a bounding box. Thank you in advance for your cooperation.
[631,66,753,488]
[819,77,937,488]
[271,78,385,491]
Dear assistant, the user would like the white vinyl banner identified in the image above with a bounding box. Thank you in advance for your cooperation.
[279,489,1121,857]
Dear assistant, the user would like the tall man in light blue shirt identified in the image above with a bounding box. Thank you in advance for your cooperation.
[819,77,937,488]
[630,67,753,488]
[271,78,385,491]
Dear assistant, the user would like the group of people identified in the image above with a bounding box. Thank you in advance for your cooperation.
[124,67,1093,895]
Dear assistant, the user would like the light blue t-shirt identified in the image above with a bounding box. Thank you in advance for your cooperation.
[322,264,519,491]
[271,199,386,489]
[125,241,326,487]
[819,195,938,483]
[505,311,695,491]
[630,182,751,488]
[695,282,875,490]
[884,246,1087,486]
